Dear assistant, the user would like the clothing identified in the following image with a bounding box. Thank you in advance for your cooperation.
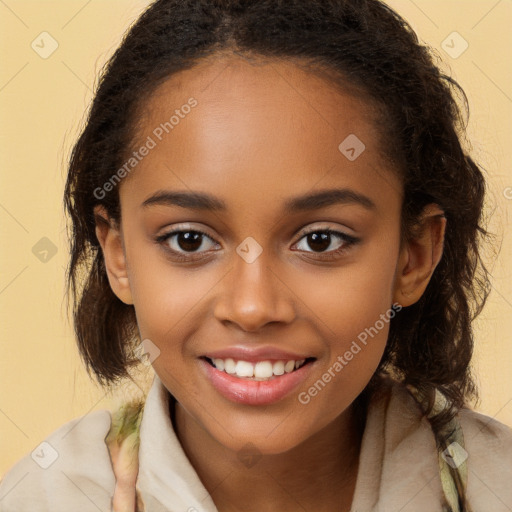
[1,373,511,511]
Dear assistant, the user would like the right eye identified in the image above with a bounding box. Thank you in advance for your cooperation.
[155,228,220,260]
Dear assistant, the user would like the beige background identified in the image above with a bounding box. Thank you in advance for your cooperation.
[1,0,511,477]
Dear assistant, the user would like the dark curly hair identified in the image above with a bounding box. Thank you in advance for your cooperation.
[64,0,491,460]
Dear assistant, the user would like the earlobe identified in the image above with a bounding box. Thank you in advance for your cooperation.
[94,205,134,305]
[393,204,446,307]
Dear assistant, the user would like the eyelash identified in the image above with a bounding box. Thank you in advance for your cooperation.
[155,226,360,263]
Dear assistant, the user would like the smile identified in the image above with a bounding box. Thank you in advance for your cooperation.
[200,356,316,405]
[204,357,312,380]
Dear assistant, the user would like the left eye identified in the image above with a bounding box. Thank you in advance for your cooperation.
[294,229,358,254]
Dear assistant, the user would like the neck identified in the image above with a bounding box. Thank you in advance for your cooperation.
[172,399,365,512]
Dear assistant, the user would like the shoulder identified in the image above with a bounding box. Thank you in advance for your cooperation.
[457,407,512,511]
[458,406,512,450]
[381,374,512,452]
[383,376,512,510]
[384,376,512,467]
[0,409,116,512]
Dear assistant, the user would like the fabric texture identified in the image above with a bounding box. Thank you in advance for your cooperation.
[1,373,511,511]
[105,400,145,512]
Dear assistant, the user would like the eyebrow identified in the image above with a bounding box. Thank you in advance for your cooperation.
[141,188,377,212]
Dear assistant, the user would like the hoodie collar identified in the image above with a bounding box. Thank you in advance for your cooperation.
[136,373,444,511]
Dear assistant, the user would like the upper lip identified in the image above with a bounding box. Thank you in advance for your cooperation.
[202,346,314,363]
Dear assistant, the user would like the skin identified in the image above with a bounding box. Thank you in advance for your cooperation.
[94,54,446,512]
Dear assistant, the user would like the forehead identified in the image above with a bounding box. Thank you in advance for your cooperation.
[121,54,401,215]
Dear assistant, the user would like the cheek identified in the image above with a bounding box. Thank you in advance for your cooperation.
[293,241,399,346]
[294,290,393,432]
[292,244,398,408]
[123,228,214,339]
[130,268,214,349]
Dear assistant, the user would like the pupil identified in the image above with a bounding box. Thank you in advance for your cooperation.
[308,232,330,252]
[178,231,202,252]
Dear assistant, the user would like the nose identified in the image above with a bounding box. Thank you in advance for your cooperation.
[213,248,296,332]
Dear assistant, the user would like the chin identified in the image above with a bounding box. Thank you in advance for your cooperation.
[203,411,319,456]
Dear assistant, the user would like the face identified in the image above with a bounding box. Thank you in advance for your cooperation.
[95,55,440,455]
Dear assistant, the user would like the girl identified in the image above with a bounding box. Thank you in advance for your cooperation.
[1,0,511,511]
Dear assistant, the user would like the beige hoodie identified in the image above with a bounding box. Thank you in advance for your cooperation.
[1,374,511,512]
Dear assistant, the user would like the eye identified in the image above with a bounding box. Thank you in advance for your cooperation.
[293,227,360,260]
[155,225,360,263]
[155,227,219,260]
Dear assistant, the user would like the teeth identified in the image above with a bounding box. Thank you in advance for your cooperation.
[284,360,295,373]
[273,361,285,376]
[209,357,309,379]
[235,360,254,377]
[224,358,236,374]
[254,361,273,378]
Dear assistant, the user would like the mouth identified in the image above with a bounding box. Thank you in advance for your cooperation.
[201,356,316,381]
[199,355,317,405]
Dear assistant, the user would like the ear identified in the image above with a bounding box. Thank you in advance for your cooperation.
[93,205,134,305]
[393,204,446,307]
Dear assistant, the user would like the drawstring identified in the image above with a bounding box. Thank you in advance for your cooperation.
[105,399,145,512]
[406,384,471,512]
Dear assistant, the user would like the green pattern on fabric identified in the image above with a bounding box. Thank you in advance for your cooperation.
[108,399,145,446]
[406,384,470,512]
[106,398,146,512]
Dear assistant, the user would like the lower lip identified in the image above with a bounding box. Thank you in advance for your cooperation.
[200,358,314,406]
